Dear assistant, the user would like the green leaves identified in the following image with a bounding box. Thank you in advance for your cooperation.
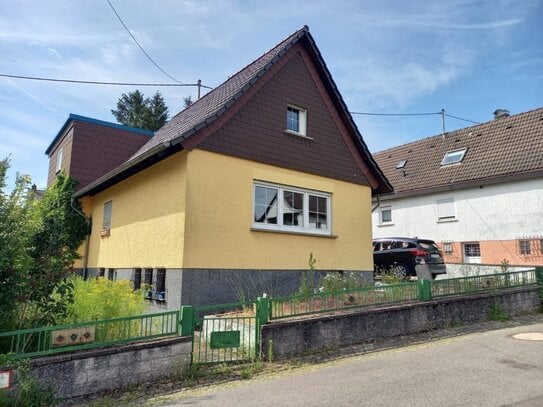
[0,160,88,333]
[111,90,169,131]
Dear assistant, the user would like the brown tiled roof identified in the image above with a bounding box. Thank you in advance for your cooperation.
[75,25,391,198]
[373,108,543,196]
[132,27,309,158]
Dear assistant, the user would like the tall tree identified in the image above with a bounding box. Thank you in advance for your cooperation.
[111,90,169,131]
[0,158,88,334]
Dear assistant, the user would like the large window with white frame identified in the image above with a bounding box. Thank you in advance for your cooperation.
[253,182,331,235]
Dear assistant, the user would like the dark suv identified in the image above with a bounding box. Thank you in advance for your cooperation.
[373,237,446,279]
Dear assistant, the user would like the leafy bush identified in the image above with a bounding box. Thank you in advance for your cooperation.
[60,277,147,323]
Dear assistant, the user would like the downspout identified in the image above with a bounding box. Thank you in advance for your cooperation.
[371,195,381,213]
[71,197,91,280]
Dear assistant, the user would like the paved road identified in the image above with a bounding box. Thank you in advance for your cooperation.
[152,322,543,407]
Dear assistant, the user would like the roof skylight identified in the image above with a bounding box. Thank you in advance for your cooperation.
[396,159,407,169]
[441,148,467,166]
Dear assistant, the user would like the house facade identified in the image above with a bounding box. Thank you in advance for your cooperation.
[372,108,543,270]
[47,26,391,309]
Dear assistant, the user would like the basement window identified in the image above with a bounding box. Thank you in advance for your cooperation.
[519,240,531,255]
[441,148,467,166]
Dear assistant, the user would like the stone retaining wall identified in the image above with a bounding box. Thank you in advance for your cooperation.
[261,287,541,359]
[11,336,192,400]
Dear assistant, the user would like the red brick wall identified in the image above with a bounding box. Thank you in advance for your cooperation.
[439,239,543,266]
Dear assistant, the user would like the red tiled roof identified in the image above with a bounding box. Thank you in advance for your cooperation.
[372,108,543,196]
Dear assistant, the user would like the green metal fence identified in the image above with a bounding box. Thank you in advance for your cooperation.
[0,310,181,359]
[182,301,261,365]
[270,282,420,320]
[269,268,540,320]
[430,269,537,299]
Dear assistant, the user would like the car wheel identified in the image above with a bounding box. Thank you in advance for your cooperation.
[393,263,409,280]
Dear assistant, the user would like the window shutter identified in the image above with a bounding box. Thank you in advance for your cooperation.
[436,198,455,220]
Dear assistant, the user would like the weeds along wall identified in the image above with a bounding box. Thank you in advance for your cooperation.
[261,286,542,359]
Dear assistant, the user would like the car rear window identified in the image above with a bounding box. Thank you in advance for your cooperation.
[419,241,439,250]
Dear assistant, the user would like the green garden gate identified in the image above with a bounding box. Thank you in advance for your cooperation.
[181,298,269,364]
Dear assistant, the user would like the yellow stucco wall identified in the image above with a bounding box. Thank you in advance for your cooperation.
[84,153,187,268]
[183,149,374,270]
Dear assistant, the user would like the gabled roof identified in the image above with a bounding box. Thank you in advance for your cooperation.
[75,26,391,198]
[373,107,543,198]
[45,113,154,155]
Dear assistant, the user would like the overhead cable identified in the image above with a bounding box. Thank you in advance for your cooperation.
[0,73,213,88]
[106,0,182,84]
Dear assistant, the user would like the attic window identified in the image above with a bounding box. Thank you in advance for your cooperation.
[441,148,467,166]
[286,105,307,136]
[396,159,407,169]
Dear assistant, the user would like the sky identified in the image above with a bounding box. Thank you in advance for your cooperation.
[1,0,542,190]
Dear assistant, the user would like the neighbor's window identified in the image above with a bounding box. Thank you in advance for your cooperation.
[102,200,113,230]
[441,148,467,166]
[253,182,331,235]
[519,240,531,255]
[286,105,307,136]
[463,242,481,263]
[379,206,392,225]
[443,242,453,254]
[436,197,456,222]
[56,148,63,173]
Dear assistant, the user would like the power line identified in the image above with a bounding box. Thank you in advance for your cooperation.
[106,0,182,84]
[350,111,441,117]
[443,113,480,124]
[0,73,213,88]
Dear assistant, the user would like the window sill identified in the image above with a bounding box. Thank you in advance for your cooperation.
[251,227,337,238]
[377,223,394,227]
[284,129,313,140]
[436,218,458,223]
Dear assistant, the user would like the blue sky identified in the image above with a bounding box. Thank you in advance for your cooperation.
[1,0,542,190]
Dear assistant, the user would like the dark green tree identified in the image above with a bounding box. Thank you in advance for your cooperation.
[111,90,169,131]
[0,159,88,334]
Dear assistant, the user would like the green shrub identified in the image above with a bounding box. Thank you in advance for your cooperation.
[60,277,147,323]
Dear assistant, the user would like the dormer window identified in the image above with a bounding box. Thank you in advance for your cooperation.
[286,105,307,136]
[396,159,407,169]
[441,148,466,166]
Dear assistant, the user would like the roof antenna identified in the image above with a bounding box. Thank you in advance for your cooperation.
[441,109,445,139]
[197,79,202,99]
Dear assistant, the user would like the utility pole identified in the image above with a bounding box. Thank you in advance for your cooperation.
[441,109,446,138]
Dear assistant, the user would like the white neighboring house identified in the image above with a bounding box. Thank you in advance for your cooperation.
[372,108,543,270]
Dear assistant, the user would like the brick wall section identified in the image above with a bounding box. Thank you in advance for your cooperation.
[261,287,541,359]
[46,126,74,187]
[440,240,543,266]
[47,120,151,191]
[23,336,191,400]
[198,44,372,187]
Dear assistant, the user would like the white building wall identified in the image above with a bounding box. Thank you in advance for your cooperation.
[372,178,543,242]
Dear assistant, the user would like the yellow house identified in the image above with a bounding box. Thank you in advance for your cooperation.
[48,26,391,309]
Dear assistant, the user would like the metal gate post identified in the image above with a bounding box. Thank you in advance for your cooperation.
[180,306,194,337]
[536,267,543,286]
[419,279,432,301]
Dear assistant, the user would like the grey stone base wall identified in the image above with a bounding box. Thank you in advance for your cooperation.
[261,287,542,360]
[8,336,192,400]
[76,268,373,310]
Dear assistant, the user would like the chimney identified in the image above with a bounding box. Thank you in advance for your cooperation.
[493,109,510,120]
